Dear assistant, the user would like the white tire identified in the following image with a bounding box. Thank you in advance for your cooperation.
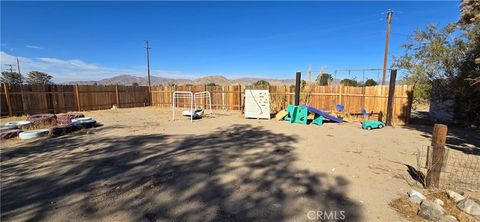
[5,121,31,128]
[19,129,49,140]
[1,125,18,130]
[72,117,92,123]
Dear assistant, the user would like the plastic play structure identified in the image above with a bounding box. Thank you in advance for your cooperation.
[361,108,385,130]
[172,91,212,122]
[276,104,343,126]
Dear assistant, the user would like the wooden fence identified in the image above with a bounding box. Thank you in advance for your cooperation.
[1,84,413,125]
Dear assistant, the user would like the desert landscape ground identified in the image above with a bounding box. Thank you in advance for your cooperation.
[1,107,478,221]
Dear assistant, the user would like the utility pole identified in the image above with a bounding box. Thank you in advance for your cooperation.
[145,40,151,90]
[145,40,152,105]
[307,65,312,85]
[4,64,15,73]
[16,57,21,74]
[381,10,393,85]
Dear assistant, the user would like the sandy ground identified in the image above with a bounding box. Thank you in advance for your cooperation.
[1,107,479,222]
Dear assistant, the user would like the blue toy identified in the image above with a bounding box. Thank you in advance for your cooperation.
[362,120,385,130]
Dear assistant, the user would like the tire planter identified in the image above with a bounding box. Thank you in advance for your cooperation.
[72,119,97,129]
[27,114,57,126]
[5,121,31,129]
[71,117,92,123]
[0,129,22,140]
[1,124,18,131]
[56,113,85,124]
[49,124,79,137]
[19,129,50,140]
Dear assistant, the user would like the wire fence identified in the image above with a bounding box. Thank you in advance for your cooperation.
[417,146,480,192]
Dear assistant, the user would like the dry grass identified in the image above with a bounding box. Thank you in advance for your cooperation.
[425,191,476,222]
[389,197,424,222]
[390,191,477,222]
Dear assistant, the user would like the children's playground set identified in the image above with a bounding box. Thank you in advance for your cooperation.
[172,71,386,130]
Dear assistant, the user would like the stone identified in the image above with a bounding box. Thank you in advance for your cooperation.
[435,198,445,206]
[456,198,480,216]
[418,200,444,221]
[447,190,465,202]
[439,215,458,222]
[408,195,424,204]
[407,189,426,204]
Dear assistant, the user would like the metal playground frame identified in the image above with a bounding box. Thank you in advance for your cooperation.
[172,91,212,123]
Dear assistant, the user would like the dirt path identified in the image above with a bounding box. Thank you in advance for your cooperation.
[1,107,473,221]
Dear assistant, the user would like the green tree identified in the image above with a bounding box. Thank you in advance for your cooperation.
[316,73,333,86]
[132,82,139,87]
[206,82,218,87]
[393,18,480,125]
[393,23,471,103]
[340,78,358,87]
[364,79,378,86]
[1,71,23,85]
[253,80,269,89]
[26,71,53,84]
[460,0,480,25]
[300,80,307,89]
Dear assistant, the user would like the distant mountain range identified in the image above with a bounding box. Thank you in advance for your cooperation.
[66,75,296,86]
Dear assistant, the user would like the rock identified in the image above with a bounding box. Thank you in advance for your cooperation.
[408,195,424,204]
[439,215,458,222]
[435,198,445,206]
[407,189,426,204]
[457,198,480,216]
[418,200,444,221]
[447,190,465,202]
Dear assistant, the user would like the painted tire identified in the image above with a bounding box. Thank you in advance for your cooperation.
[49,124,79,136]
[27,114,57,126]
[1,124,18,131]
[71,117,92,123]
[57,113,85,124]
[0,129,22,140]
[72,120,96,129]
[19,129,50,140]
[5,121,32,128]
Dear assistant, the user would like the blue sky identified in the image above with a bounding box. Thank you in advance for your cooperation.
[1,1,460,82]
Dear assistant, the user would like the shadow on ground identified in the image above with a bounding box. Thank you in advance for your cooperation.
[1,124,361,221]
[404,124,480,155]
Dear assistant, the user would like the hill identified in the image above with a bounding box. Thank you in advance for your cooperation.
[67,75,296,86]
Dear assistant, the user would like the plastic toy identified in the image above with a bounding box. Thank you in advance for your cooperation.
[362,120,385,130]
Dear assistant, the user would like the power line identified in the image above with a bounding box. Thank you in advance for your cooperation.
[3,64,16,73]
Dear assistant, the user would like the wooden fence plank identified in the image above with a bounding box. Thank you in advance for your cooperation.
[1,84,413,124]
[3,83,12,116]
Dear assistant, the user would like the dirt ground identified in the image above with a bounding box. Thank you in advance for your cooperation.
[1,107,479,222]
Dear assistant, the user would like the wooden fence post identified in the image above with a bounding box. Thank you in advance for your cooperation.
[294,72,301,106]
[426,124,448,188]
[385,69,397,126]
[339,85,343,105]
[74,84,81,111]
[3,83,13,116]
[238,84,242,110]
[115,84,120,108]
[203,84,207,109]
